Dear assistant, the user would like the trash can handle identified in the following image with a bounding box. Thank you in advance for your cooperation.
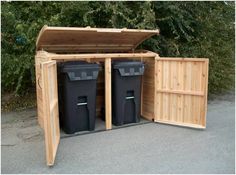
[126,96,135,100]
[77,102,87,106]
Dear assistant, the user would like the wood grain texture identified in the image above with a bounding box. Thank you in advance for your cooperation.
[35,52,50,128]
[49,52,156,60]
[36,26,159,53]
[36,52,209,130]
[141,58,155,121]
[154,58,209,128]
[105,58,112,130]
[41,61,60,166]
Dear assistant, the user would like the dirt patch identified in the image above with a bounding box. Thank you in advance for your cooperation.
[1,92,36,112]
[208,90,235,104]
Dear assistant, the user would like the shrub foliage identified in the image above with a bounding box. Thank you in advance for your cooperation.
[1,1,235,95]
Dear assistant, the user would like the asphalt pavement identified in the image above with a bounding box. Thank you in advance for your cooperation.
[1,92,235,173]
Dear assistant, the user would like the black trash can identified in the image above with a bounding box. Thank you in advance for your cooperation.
[57,61,100,134]
[112,60,145,126]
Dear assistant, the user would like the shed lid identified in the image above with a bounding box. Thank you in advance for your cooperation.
[36,25,159,53]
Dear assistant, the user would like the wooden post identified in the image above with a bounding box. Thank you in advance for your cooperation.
[105,58,112,130]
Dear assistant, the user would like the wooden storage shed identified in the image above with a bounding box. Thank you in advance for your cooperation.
[35,25,209,166]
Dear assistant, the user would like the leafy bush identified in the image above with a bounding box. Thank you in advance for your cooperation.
[1,1,235,95]
[2,54,34,95]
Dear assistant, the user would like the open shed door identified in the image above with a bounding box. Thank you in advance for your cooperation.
[154,57,209,129]
[41,60,60,166]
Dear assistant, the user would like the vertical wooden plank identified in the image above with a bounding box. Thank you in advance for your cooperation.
[162,61,169,120]
[202,60,209,127]
[159,61,163,121]
[199,61,205,125]
[195,63,202,124]
[179,61,184,122]
[155,58,163,121]
[42,61,60,166]
[171,61,178,122]
[191,62,200,124]
[42,63,52,165]
[105,58,112,130]
[177,61,184,122]
[35,55,43,128]
[167,61,171,121]
[154,56,159,121]
[188,62,193,124]
[140,58,155,121]
[169,61,173,121]
[154,57,208,129]
[184,62,192,123]
[35,53,49,129]
[140,57,144,116]
[140,74,143,116]
[53,64,60,141]
[191,62,197,124]
[183,61,187,123]
[174,61,178,122]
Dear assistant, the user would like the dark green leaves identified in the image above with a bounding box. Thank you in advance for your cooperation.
[1,1,234,95]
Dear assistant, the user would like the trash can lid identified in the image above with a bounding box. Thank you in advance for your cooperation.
[62,61,100,71]
[61,61,100,81]
[112,60,145,69]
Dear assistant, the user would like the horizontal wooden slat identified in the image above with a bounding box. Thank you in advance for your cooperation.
[156,89,204,96]
[154,119,206,129]
[49,52,156,60]
[41,44,134,53]
[157,57,208,62]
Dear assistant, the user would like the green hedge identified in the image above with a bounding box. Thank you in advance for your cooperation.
[1,1,235,95]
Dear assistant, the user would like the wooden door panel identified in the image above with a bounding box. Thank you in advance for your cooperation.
[41,60,60,166]
[154,57,209,129]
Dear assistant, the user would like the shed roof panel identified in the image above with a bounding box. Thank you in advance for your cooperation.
[36,26,159,53]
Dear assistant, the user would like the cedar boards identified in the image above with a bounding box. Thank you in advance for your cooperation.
[35,26,209,167]
[36,26,159,53]
[154,57,209,128]
[35,51,208,130]
[35,50,158,130]
[41,61,60,166]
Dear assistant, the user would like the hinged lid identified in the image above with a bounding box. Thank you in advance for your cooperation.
[113,61,145,76]
[61,61,100,81]
[36,25,159,53]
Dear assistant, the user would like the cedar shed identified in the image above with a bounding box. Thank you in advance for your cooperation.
[35,25,209,166]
